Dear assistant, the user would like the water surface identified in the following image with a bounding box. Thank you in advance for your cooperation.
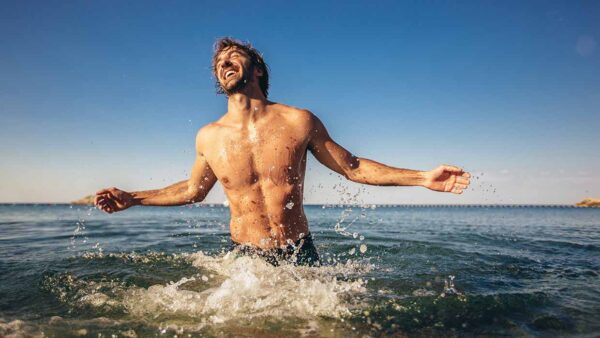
[1,204,599,337]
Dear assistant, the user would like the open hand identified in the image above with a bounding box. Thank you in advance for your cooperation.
[94,187,135,213]
[423,165,471,194]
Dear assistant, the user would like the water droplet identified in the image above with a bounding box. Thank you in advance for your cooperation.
[353,232,358,238]
[349,247,356,255]
[359,244,367,253]
[285,202,294,209]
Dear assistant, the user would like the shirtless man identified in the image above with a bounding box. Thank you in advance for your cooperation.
[95,37,471,265]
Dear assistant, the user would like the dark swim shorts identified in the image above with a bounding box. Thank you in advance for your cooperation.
[230,233,321,266]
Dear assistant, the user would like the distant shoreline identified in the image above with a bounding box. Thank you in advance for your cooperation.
[1,203,598,209]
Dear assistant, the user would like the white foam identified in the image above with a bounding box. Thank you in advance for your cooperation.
[121,251,370,323]
[0,319,41,337]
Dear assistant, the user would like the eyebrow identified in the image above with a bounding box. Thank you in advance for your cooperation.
[215,48,247,64]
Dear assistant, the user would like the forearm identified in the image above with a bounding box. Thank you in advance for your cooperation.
[131,180,200,206]
[346,158,426,186]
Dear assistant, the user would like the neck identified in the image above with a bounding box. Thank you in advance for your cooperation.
[226,86,268,121]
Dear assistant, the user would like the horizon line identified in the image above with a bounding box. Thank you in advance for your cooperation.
[0,203,594,208]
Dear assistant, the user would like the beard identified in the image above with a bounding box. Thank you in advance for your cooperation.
[221,64,253,96]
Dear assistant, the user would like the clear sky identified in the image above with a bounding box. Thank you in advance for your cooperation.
[1,0,599,204]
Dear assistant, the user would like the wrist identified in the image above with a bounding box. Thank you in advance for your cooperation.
[416,170,429,187]
[130,192,143,206]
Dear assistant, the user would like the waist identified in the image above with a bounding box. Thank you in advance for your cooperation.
[229,217,309,249]
[231,232,314,251]
[230,232,320,266]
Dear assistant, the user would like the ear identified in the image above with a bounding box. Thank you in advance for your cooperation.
[254,66,263,78]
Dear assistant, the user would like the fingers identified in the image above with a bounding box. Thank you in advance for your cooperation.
[97,201,112,213]
[95,195,115,213]
[96,189,123,204]
[96,187,121,196]
[451,187,464,194]
[102,190,120,202]
[95,191,122,213]
[94,194,106,210]
[99,195,117,209]
[456,176,470,185]
[435,165,472,194]
[454,183,468,190]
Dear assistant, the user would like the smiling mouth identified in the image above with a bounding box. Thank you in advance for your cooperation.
[224,70,237,79]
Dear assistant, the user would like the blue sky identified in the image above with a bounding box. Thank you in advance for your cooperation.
[1,0,599,204]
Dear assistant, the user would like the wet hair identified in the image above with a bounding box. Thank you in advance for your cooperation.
[212,37,270,98]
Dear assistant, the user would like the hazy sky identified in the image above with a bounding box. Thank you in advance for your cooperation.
[1,1,599,204]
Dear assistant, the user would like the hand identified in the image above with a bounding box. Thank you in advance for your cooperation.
[423,165,471,194]
[94,187,136,213]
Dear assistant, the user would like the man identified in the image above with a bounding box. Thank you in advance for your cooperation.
[95,37,471,266]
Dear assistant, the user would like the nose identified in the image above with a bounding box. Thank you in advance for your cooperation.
[221,60,232,69]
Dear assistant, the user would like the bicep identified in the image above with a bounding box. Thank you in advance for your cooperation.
[308,115,358,177]
[189,130,218,195]
[189,153,217,188]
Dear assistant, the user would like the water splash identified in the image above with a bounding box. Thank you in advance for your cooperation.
[44,251,372,329]
[359,244,367,254]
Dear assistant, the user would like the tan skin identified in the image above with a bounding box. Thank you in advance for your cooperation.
[95,46,471,249]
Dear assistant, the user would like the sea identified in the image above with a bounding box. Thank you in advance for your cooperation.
[0,204,599,337]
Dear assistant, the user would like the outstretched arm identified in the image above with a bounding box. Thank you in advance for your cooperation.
[307,113,470,193]
[95,130,217,213]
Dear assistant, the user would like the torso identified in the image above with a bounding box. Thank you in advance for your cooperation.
[200,103,314,248]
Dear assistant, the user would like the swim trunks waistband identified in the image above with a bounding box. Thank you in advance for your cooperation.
[230,233,320,266]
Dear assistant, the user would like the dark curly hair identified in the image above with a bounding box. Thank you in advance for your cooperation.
[212,37,270,98]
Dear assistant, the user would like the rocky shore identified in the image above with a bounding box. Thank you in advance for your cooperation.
[72,195,95,205]
[576,198,600,207]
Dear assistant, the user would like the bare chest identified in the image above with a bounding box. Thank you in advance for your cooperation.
[204,124,308,189]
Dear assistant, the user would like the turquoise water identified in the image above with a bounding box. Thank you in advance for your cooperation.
[0,204,599,337]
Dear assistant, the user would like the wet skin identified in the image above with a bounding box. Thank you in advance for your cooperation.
[95,46,471,249]
[198,104,315,247]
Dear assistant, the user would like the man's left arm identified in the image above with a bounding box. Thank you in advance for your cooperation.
[307,113,470,194]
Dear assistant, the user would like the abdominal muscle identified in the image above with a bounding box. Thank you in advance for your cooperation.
[226,182,309,249]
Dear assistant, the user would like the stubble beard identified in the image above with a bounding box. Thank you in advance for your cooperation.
[222,64,254,96]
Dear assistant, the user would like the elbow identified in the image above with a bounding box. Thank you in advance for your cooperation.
[342,156,366,183]
[190,192,206,204]
[343,156,363,182]
[186,185,205,204]
[344,168,363,183]
[189,195,205,204]
[343,169,354,181]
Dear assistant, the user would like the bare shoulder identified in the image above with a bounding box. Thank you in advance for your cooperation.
[271,102,319,129]
[195,122,221,153]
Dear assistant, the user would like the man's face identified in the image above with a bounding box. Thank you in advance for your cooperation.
[215,47,254,95]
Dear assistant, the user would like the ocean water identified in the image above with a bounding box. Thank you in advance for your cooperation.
[0,204,599,337]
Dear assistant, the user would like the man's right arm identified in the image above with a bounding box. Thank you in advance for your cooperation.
[95,130,217,213]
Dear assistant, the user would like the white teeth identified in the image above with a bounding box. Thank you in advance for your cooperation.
[225,70,235,78]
